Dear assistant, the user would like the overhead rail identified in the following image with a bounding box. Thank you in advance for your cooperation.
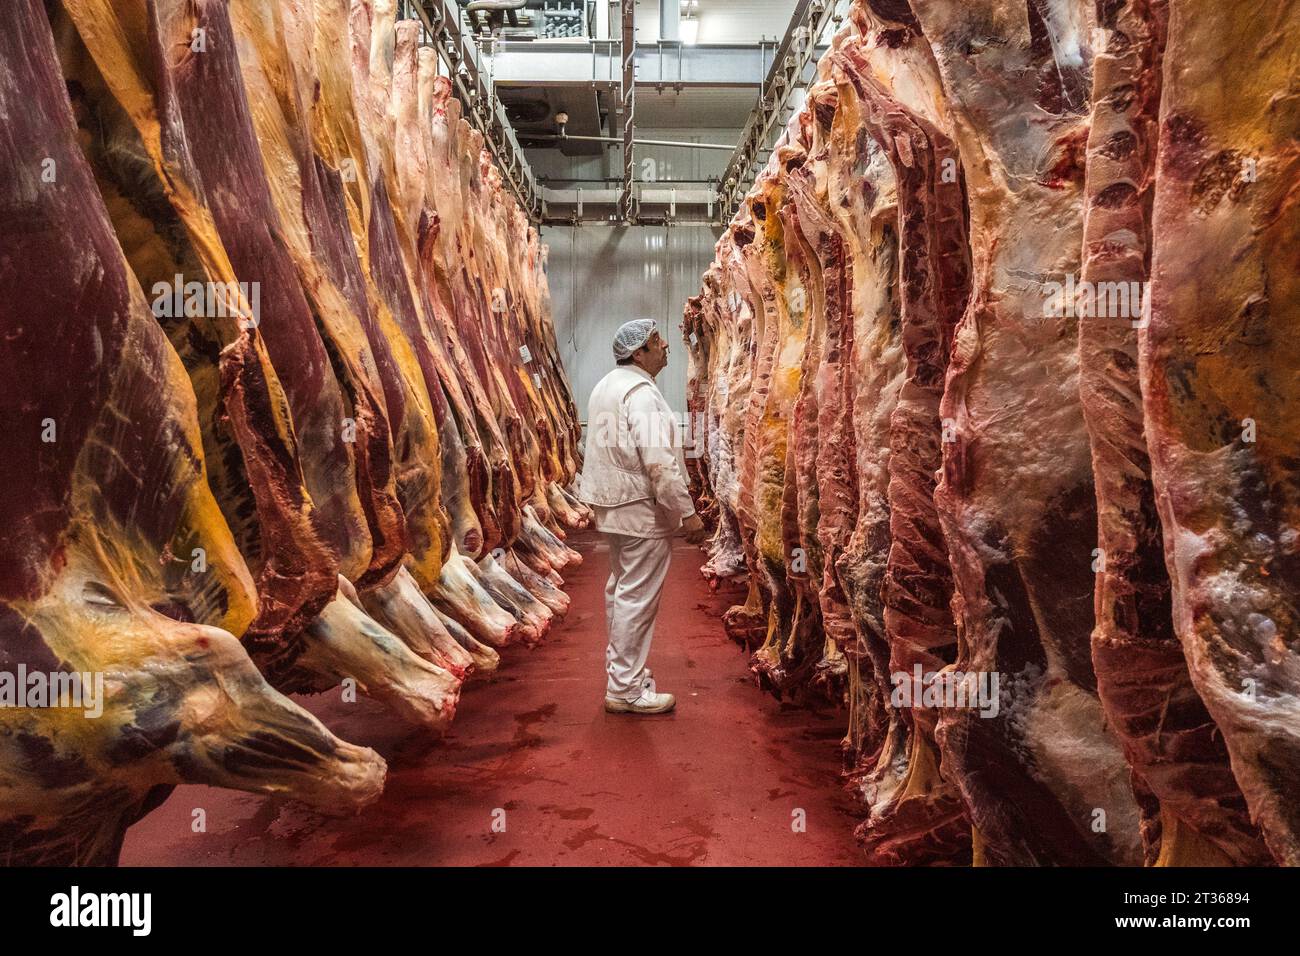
[717,0,848,220]
[407,0,542,221]
[486,41,807,88]
[540,184,719,225]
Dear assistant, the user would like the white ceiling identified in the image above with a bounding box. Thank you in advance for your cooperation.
[635,87,756,129]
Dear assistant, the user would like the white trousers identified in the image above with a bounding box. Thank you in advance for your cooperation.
[604,533,673,700]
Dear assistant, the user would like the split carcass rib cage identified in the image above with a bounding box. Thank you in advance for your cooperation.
[685,0,1298,866]
[0,0,588,864]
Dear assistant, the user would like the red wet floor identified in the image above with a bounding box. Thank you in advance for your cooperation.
[121,532,864,866]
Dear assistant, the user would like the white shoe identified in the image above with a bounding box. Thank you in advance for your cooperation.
[605,683,676,715]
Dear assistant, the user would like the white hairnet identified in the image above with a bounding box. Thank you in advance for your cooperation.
[612,319,657,360]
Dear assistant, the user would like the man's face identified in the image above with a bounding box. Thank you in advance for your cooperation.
[637,331,669,376]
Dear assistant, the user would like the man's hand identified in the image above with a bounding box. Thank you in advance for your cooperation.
[680,513,707,545]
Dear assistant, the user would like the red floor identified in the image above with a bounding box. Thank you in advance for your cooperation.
[121,532,864,866]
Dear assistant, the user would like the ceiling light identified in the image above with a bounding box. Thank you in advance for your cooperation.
[680,16,699,45]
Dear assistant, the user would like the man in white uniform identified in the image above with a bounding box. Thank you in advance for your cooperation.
[578,319,706,715]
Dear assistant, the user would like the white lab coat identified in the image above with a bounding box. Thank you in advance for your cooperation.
[578,364,695,700]
[577,365,695,538]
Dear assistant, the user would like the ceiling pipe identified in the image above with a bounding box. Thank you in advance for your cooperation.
[548,118,733,151]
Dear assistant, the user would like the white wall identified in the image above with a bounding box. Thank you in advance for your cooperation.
[544,222,723,419]
[637,0,796,43]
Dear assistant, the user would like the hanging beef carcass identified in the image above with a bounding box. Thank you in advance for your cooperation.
[684,4,968,861]
[420,60,586,553]
[351,8,583,654]
[681,295,720,537]
[743,133,814,692]
[734,150,816,693]
[381,18,551,647]
[906,0,1144,866]
[233,0,408,596]
[53,1,330,664]
[690,246,754,589]
[291,0,492,681]
[418,83,523,562]
[825,0,972,865]
[785,81,857,694]
[1139,0,1300,866]
[770,108,834,694]
[420,45,582,551]
[709,216,767,650]
[352,3,481,566]
[340,2,503,669]
[56,0,462,729]
[0,0,385,864]
[688,0,1296,869]
[1077,0,1270,866]
[688,7,974,863]
[717,199,771,647]
[822,31,906,818]
[389,26,509,562]
[234,0,505,689]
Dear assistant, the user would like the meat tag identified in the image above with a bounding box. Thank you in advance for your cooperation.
[689,332,698,346]
[519,344,533,363]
